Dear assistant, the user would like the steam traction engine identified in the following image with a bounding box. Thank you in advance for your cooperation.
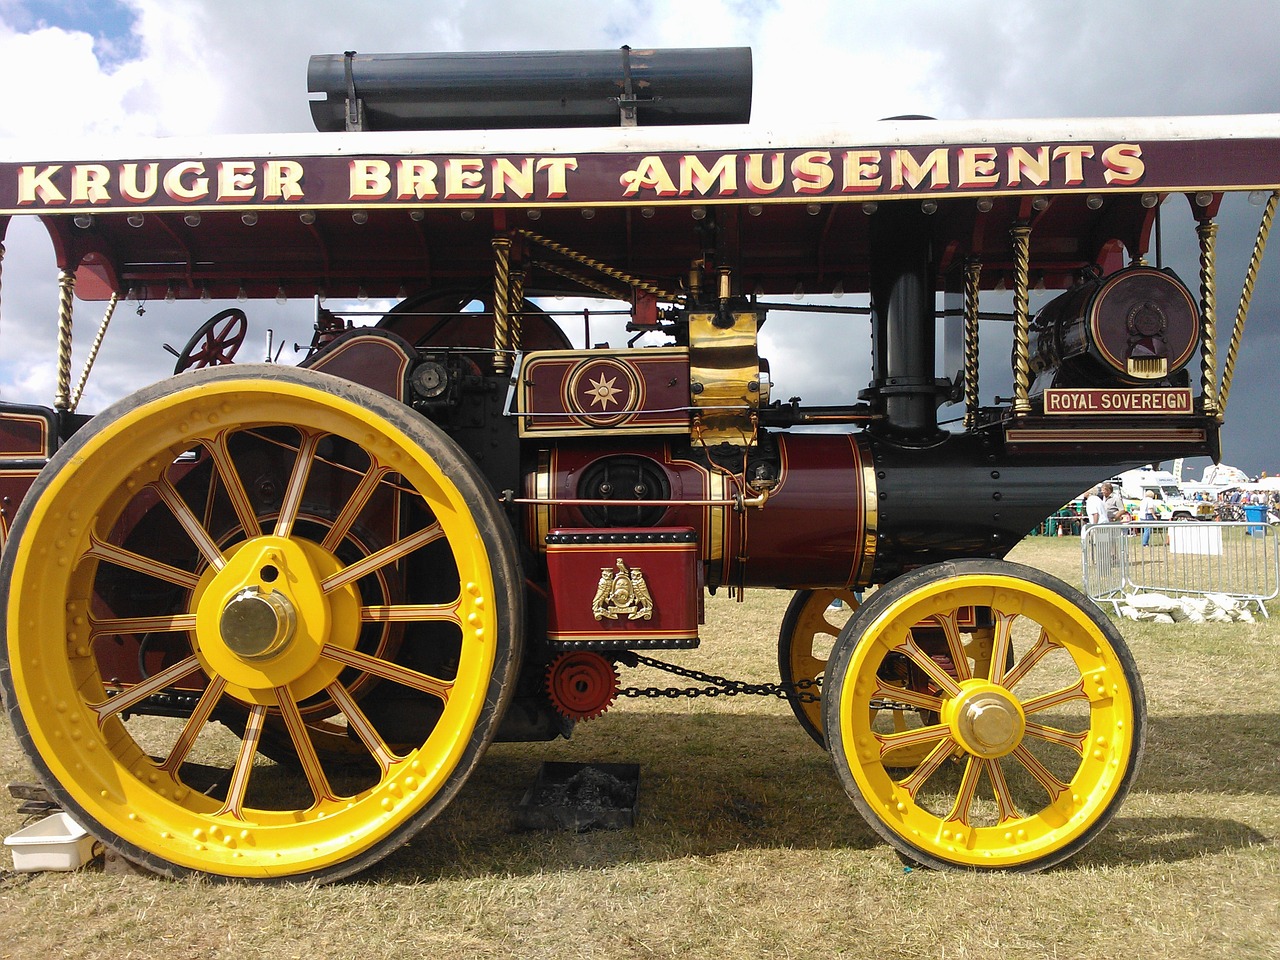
[0,48,1276,881]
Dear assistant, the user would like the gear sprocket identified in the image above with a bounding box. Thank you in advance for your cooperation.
[545,651,620,721]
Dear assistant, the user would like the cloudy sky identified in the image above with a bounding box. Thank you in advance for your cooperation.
[0,0,1277,476]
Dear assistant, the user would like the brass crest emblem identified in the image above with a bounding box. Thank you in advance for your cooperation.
[591,558,655,621]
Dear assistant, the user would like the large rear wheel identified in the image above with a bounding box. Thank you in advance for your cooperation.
[777,588,860,746]
[824,559,1144,871]
[0,365,522,881]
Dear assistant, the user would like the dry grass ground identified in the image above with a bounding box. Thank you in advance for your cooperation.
[1,536,1277,960]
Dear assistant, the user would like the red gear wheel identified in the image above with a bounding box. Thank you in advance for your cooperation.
[545,651,620,721]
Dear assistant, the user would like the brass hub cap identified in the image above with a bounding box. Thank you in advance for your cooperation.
[949,685,1026,759]
[220,587,297,661]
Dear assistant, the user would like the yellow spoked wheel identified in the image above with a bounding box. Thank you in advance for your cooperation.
[823,560,1144,871]
[0,365,522,881]
[777,589,860,746]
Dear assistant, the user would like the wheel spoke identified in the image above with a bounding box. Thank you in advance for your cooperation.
[274,429,324,539]
[150,474,226,571]
[897,735,959,797]
[360,601,462,625]
[942,754,983,826]
[989,611,1017,683]
[1021,678,1089,715]
[872,680,942,713]
[1000,626,1059,691]
[893,634,964,698]
[325,682,399,773]
[90,612,198,641]
[321,644,453,702]
[935,610,972,682]
[876,722,949,760]
[320,463,393,553]
[1024,720,1089,756]
[321,522,445,594]
[275,687,334,803]
[160,676,229,775]
[218,703,266,819]
[84,532,202,589]
[983,757,1020,823]
[1011,744,1072,803]
[203,430,262,540]
[89,655,203,724]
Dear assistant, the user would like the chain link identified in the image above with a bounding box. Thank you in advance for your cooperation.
[618,653,822,703]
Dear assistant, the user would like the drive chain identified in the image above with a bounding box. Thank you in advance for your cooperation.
[618,653,821,703]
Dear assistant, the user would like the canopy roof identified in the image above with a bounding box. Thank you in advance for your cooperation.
[2,114,1277,303]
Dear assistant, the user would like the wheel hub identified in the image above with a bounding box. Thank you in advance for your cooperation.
[192,535,360,703]
[948,684,1025,758]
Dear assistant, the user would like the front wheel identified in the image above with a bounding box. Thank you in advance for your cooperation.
[0,365,522,882]
[823,559,1145,871]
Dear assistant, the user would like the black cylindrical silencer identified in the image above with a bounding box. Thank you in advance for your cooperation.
[308,47,753,131]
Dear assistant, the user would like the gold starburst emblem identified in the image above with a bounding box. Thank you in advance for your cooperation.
[585,373,623,410]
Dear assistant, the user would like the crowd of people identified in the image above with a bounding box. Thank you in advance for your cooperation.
[1035,480,1280,537]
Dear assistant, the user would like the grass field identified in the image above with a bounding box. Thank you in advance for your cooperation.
[1,536,1277,960]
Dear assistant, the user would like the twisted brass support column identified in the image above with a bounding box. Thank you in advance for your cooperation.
[1220,192,1278,417]
[55,270,76,412]
[509,261,526,358]
[1010,224,1032,416]
[69,292,119,412]
[491,235,513,375]
[1196,219,1219,418]
[0,242,6,330]
[963,258,982,430]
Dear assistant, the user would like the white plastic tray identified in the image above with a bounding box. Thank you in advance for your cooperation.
[5,811,97,872]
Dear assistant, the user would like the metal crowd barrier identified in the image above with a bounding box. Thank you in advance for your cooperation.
[1081,521,1279,617]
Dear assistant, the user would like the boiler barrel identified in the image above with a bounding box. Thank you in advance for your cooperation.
[308,48,753,132]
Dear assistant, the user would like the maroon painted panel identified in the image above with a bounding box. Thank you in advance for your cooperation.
[545,527,699,648]
[519,349,690,435]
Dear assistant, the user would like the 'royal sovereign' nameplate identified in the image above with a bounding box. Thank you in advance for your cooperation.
[1043,387,1193,415]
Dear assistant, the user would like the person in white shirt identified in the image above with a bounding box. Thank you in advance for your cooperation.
[1138,489,1159,546]
[1085,486,1105,527]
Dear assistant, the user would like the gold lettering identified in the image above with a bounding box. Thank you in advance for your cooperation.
[1006,146,1050,187]
[70,164,111,204]
[620,156,677,197]
[536,158,577,198]
[679,154,737,196]
[890,148,950,190]
[396,159,438,200]
[263,160,304,200]
[119,162,158,202]
[444,158,485,199]
[745,152,785,195]
[350,159,392,199]
[840,150,882,192]
[1102,143,1145,185]
[790,151,833,194]
[1052,145,1095,186]
[163,161,208,201]
[216,161,256,200]
[491,158,534,199]
[17,165,64,205]
[957,147,998,187]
